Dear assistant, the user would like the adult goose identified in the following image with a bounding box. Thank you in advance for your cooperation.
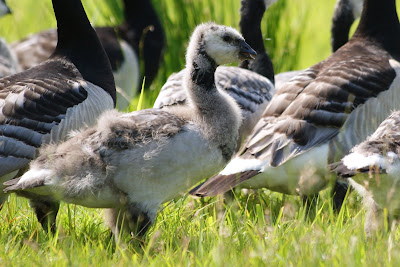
[330,111,400,235]
[190,0,400,203]
[154,0,275,147]
[0,0,116,231]
[11,0,165,109]
[4,23,256,240]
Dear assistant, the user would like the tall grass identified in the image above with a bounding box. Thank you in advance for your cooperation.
[2,0,400,266]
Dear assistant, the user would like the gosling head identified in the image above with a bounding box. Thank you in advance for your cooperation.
[187,22,256,66]
[0,0,11,17]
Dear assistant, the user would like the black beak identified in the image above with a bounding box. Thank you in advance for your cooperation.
[238,40,256,60]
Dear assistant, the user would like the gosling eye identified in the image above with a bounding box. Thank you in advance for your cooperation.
[222,35,233,43]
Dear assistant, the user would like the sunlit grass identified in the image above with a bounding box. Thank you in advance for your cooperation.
[2,0,400,265]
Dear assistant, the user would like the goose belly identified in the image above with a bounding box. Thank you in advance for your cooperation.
[240,143,331,195]
[112,130,225,204]
[60,188,124,208]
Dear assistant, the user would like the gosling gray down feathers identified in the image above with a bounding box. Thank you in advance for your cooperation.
[190,0,400,199]
[0,0,116,231]
[154,0,275,148]
[329,111,400,235]
[4,23,256,239]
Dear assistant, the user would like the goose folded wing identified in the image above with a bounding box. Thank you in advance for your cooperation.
[242,54,396,167]
[0,60,112,177]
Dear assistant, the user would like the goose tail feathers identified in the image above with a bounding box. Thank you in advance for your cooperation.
[3,169,53,193]
[189,170,260,197]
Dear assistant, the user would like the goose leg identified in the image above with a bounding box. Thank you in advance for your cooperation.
[105,204,152,242]
[364,197,385,237]
[29,199,60,233]
[302,193,319,220]
[0,195,6,211]
[332,179,350,212]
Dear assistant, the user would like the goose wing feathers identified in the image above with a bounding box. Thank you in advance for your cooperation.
[0,59,113,178]
[154,66,275,114]
[11,29,58,71]
[241,45,396,167]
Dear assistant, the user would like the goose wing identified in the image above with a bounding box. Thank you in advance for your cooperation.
[244,49,395,167]
[155,66,274,111]
[0,59,113,178]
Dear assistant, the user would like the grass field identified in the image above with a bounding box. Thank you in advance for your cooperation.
[1,0,400,266]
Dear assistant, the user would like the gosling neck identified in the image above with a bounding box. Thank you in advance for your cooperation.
[188,47,217,92]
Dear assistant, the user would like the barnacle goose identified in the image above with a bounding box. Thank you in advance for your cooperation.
[11,0,165,110]
[4,23,256,240]
[0,0,116,231]
[190,0,400,203]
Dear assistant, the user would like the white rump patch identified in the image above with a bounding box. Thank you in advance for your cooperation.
[220,157,266,175]
[342,152,385,170]
[18,168,54,186]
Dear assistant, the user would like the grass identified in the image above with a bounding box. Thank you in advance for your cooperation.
[2,0,400,266]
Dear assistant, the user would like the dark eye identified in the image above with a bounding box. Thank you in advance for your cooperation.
[223,35,233,42]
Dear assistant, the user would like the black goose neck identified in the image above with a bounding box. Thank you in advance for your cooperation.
[51,0,116,106]
[121,0,164,40]
[190,46,217,90]
[239,0,266,54]
[331,0,355,52]
[238,0,275,82]
[353,0,400,52]
[120,0,165,87]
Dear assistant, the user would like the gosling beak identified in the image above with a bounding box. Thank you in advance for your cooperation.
[238,40,256,61]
